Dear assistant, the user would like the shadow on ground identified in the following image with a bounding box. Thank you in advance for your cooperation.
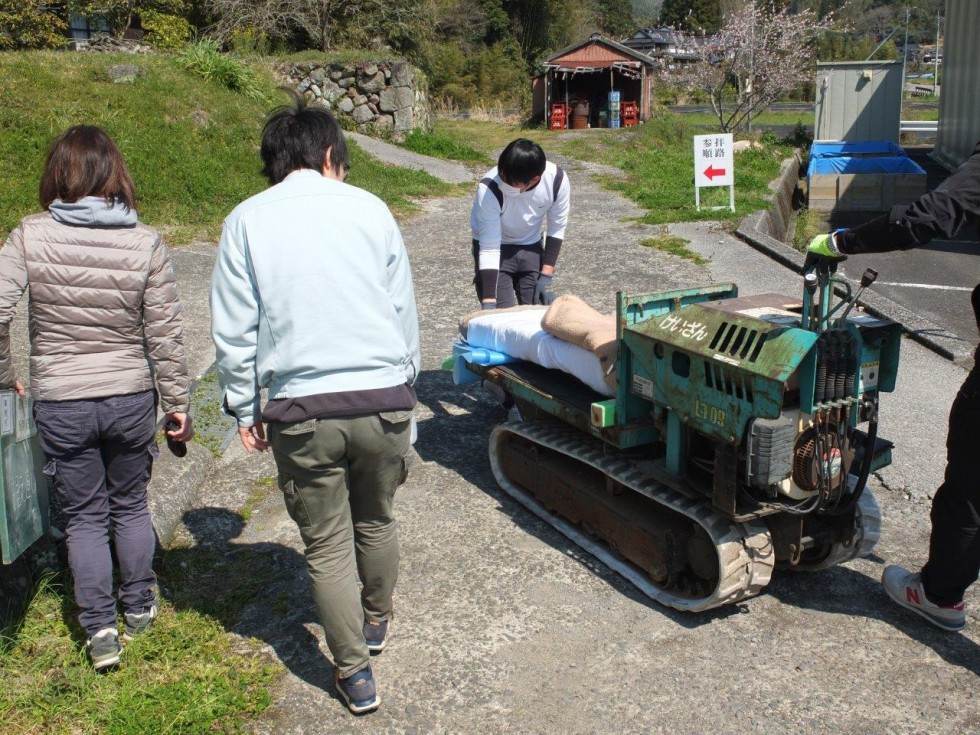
[160,507,348,705]
[767,564,980,678]
[412,369,751,631]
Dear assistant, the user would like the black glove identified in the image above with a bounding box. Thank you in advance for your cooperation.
[533,273,555,306]
[481,301,496,310]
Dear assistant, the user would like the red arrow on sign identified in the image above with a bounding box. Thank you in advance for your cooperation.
[703,165,727,180]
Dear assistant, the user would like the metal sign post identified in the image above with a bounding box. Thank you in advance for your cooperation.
[693,133,735,212]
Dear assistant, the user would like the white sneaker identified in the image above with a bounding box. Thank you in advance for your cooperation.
[881,565,966,632]
[87,627,122,669]
[123,603,158,641]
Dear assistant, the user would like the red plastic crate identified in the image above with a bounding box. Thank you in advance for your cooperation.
[622,100,638,127]
[549,103,568,130]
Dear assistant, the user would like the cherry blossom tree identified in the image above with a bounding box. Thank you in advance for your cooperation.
[666,1,838,132]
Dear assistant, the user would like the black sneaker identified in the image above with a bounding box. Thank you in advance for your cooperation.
[363,619,389,654]
[334,665,380,714]
[88,627,122,670]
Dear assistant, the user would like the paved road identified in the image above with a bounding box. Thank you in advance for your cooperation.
[158,143,979,734]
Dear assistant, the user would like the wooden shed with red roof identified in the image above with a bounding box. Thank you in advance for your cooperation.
[532,33,657,129]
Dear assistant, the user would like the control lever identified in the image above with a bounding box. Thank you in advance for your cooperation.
[803,272,818,330]
[838,268,878,325]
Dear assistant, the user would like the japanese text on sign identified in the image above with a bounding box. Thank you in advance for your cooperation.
[659,314,708,341]
[693,133,734,188]
[693,133,735,212]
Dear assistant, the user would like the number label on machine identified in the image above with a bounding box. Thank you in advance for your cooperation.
[693,133,735,212]
[693,399,727,427]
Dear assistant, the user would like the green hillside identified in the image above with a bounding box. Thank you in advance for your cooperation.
[0,51,450,244]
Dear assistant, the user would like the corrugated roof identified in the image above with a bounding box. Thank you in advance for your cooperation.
[545,33,656,68]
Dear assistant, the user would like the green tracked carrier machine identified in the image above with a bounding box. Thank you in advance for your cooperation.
[464,261,901,611]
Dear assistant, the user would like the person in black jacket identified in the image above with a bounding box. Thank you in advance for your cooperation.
[808,140,980,632]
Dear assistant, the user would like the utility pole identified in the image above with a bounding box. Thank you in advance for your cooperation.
[747,5,755,133]
[900,7,911,120]
[933,10,941,96]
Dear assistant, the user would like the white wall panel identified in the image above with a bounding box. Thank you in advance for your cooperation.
[934,0,980,169]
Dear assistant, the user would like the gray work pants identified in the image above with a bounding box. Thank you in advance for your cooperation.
[267,411,411,678]
[473,241,543,308]
[33,390,158,637]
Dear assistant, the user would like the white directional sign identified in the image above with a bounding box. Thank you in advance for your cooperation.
[693,133,735,212]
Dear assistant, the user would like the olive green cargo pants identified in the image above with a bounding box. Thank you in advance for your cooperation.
[267,411,411,678]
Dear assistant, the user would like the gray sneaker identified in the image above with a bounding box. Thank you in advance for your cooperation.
[123,604,158,641]
[88,627,122,670]
[882,565,966,632]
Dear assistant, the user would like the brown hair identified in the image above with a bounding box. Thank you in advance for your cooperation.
[38,125,137,210]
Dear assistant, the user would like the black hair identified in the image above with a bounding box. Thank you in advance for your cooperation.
[497,138,546,186]
[260,93,349,185]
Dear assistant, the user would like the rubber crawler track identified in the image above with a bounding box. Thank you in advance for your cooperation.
[790,490,882,572]
[489,420,776,612]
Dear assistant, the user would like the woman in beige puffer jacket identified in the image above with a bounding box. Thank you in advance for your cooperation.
[0,125,193,669]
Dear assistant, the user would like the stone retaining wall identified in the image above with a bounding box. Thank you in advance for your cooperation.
[279,61,430,141]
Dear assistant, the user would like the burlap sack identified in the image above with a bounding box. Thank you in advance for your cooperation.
[541,294,618,390]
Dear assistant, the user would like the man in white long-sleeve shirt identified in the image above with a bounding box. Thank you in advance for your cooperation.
[210,99,419,715]
[470,139,571,309]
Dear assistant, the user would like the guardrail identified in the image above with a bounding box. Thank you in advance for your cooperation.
[900,120,938,134]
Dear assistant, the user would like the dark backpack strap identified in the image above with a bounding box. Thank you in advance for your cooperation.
[480,177,503,209]
[552,166,565,202]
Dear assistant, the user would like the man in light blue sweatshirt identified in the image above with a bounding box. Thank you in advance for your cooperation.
[210,99,420,715]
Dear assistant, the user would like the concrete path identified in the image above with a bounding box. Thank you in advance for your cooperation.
[157,145,979,734]
[346,132,477,184]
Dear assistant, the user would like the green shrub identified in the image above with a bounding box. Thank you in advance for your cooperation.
[176,38,266,101]
[782,121,813,149]
[140,10,192,50]
[0,1,67,49]
[229,27,270,55]
[419,40,525,109]
[760,129,780,146]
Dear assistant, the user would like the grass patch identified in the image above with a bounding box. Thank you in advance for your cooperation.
[400,129,490,164]
[0,51,451,245]
[0,50,276,245]
[551,112,793,227]
[0,570,281,734]
[793,207,825,252]
[429,118,529,157]
[641,230,708,265]
[176,39,266,101]
[187,369,234,457]
[678,110,813,128]
[240,485,270,522]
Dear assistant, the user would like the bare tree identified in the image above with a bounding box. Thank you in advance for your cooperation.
[205,0,424,52]
[662,1,837,132]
